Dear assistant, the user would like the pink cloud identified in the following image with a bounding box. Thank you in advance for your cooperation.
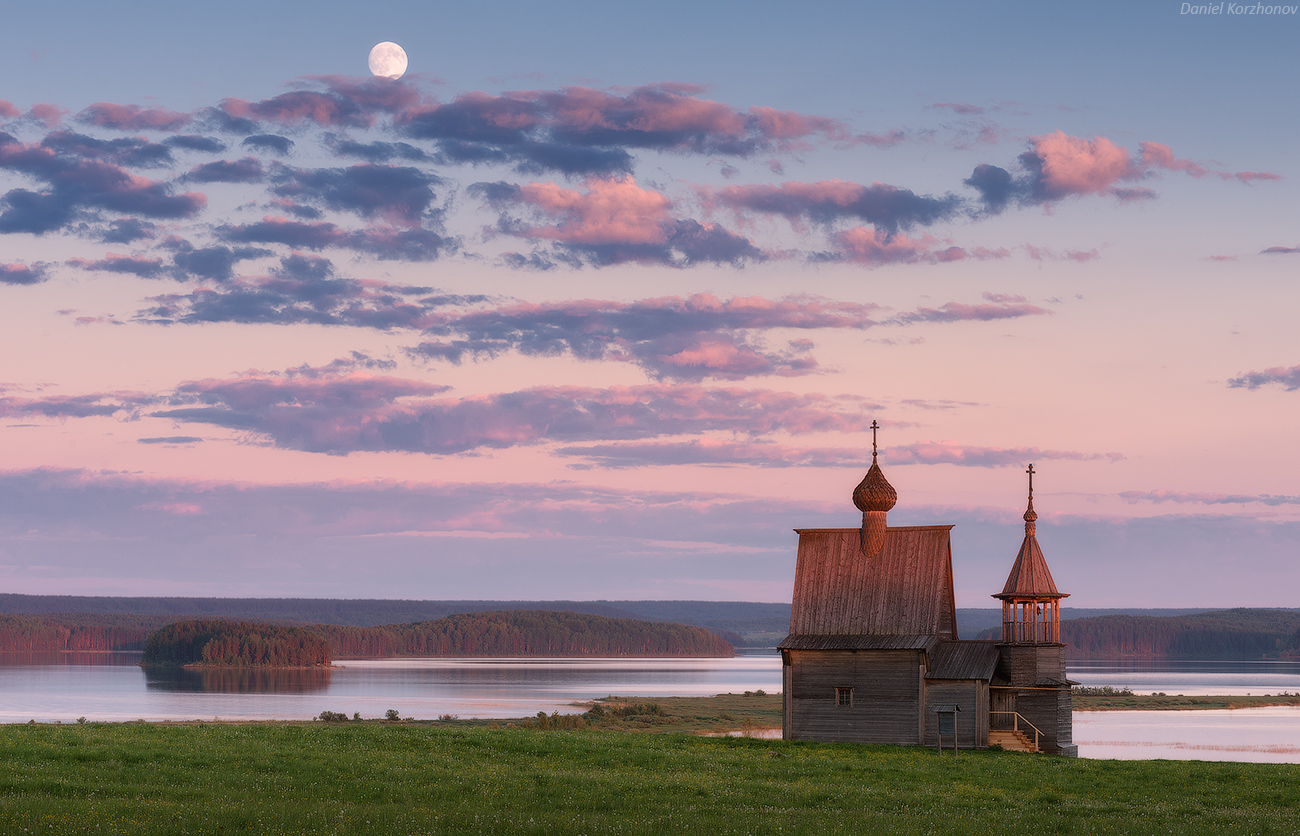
[27,103,65,128]
[1028,131,1141,199]
[830,228,1008,266]
[155,376,880,455]
[895,293,1052,324]
[0,100,19,119]
[77,103,192,131]
[1235,171,1282,182]
[516,177,673,245]
[1140,142,1283,184]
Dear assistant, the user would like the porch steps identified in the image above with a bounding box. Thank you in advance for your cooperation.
[988,729,1038,753]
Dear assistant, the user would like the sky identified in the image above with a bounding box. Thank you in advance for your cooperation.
[1,1,1297,607]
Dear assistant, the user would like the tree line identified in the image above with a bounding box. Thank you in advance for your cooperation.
[7,610,734,666]
[310,610,734,659]
[1061,609,1300,659]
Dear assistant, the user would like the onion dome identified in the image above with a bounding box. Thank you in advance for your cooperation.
[853,421,896,556]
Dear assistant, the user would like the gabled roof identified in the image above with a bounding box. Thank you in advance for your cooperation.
[925,640,1000,681]
[786,526,957,638]
[778,634,937,652]
[995,530,1065,600]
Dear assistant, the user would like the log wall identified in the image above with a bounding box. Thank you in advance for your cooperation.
[785,649,924,744]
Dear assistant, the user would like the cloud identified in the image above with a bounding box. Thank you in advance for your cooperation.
[1139,141,1282,183]
[140,254,462,328]
[138,436,203,445]
[480,176,762,267]
[218,216,452,261]
[39,130,174,168]
[1227,364,1300,391]
[885,442,1122,466]
[164,135,227,153]
[1,261,50,285]
[1119,489,1300,507]
[327,137,428,163]
[241,134,294,155]
[164,239,270,282]
[76,103,191,132]
[67,253,165,278]
[820,228,988,266]
[268,163,442,226]
[151,374,877,455]
[215,77,421,130]
[711,179,962,236]
[0,132,206,234]
[968,132,1282,213]
[186,157,264,184]
[0,389,157,418]
[99,218,156,244]
[1023,244,1100,263]
[556,439,1121,468]
[415,293,879,380]
[402,83,854,175]
[889,293,1052,324]
[1261,245,1299,255]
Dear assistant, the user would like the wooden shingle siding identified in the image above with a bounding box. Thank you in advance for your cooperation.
[788,527,957,637]
[786,649,923,744]
[926,640,1000,681]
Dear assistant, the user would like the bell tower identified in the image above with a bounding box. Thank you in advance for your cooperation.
[991,464,1077,756]
[995,465,1066,644]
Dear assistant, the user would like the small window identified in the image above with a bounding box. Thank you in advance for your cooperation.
[835,686,853,707]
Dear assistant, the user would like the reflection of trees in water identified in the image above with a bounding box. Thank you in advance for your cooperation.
[143,666,331,694]
[0,651,143,667]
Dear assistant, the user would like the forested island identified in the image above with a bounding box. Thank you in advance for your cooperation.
[133,610,733,667]
[143,620,333,667]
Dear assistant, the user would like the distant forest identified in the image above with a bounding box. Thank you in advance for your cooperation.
[967,608,1300,659]
[1059,609,1300,660]
[9,610,734,664]
[0,594,782,643]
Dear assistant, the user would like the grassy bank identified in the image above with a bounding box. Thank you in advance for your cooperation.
[2,722,1299,835]
[1073,691,1300,711]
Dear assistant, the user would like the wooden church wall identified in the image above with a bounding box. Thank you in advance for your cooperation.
[785,649,924,744]
[921,680,989,749]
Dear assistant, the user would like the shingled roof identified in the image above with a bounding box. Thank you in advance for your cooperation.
[784,526,957,638]
[994,464,1066,600]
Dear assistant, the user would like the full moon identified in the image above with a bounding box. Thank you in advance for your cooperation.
[368,42,408,79]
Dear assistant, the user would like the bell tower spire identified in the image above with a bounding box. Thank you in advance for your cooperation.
[994,464,1067,644]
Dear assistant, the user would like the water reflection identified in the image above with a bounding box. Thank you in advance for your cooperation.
[143,665,331,694]
[0,651,142,667]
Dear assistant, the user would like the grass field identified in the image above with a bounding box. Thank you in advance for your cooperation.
[1071,691,1300,711]
[2,719,1299,835]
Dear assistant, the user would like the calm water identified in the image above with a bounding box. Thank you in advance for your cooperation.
[3,653,1298,763]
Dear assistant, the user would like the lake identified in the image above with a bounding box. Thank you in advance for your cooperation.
[3,653,1298,763]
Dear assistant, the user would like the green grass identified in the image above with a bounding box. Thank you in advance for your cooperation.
[1073,692,1300,711]
[2,722,1298,835]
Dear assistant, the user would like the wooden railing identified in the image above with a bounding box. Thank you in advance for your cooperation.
[989,711,1041,751]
